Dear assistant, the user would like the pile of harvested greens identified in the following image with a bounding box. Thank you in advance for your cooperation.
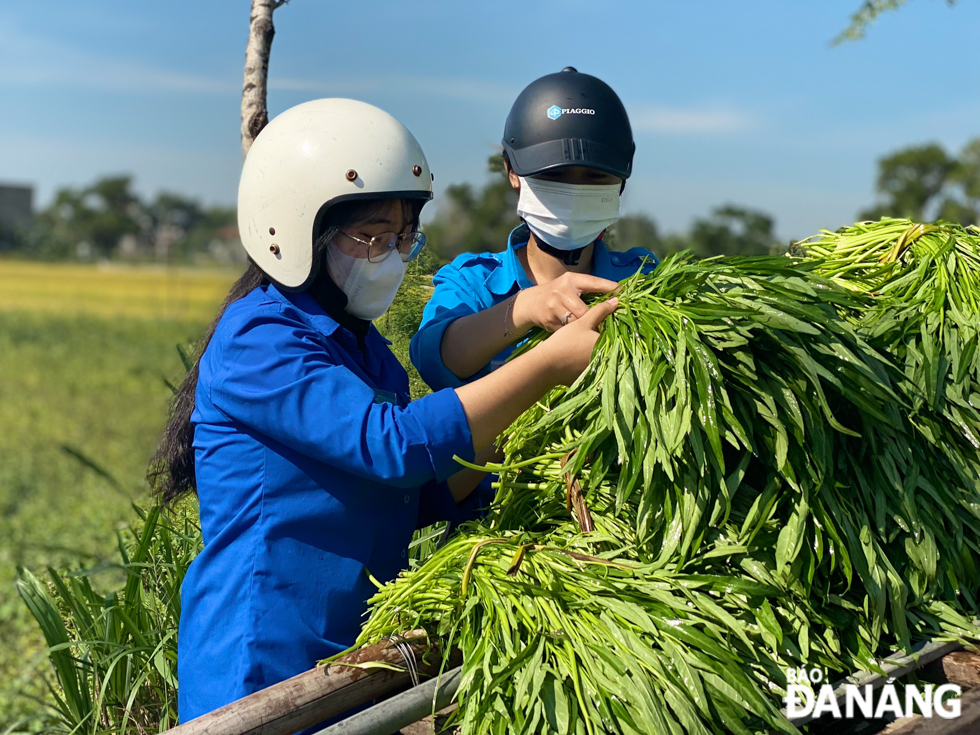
[332,222,980,735]
[795,218,980,468]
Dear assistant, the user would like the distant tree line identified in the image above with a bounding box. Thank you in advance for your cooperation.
[3,175,241,263]
[421,154,790,270]
[421,139,980,272]
[4,136,978,267]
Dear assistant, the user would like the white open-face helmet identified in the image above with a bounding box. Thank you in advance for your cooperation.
[237,98,433,290]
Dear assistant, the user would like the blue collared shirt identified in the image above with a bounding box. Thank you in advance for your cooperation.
[410,224,659,390]
[178,283,474,722]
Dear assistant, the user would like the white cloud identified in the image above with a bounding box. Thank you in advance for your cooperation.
[0,25,236,95]
[272,75,516,105]
[0,24,514,104]
[630,106,757,134]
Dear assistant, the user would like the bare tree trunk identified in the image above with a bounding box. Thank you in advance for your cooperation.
[241,0,288,157]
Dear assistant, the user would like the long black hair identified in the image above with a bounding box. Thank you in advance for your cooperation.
[148,197,424,506]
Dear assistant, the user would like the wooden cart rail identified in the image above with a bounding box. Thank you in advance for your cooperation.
[166,636,980,735]
[164,633,454,735]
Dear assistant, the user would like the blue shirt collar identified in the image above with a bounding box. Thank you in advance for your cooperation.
[484,224,619,297]
[265,284,341,337]
[591,236,622,274]
[483,225,532,297]
[264,283,392,346]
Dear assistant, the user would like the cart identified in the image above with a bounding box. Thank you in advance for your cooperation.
[165,633,980,735]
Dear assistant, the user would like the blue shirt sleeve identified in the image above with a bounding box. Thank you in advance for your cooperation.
[207,305,475,489]
[410,258,495,391]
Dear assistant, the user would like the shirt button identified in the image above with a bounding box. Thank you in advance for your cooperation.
[400,549,407,559]
[403,494,411,504]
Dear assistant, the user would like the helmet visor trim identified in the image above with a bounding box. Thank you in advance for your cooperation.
[505,138,633,180]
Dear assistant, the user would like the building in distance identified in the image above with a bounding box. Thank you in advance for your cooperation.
[0,184,34,230]
[0,183,34,251]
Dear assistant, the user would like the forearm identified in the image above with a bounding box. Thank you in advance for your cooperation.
[440,295,526,380]
[454,342,559,451]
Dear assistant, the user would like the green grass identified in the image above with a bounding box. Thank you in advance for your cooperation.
[0,310,211,730]
[15,504,200,735]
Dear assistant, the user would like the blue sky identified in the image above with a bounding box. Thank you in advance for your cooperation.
[1,0,978,241]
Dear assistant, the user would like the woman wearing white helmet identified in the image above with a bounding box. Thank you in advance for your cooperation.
[149,98,617,724]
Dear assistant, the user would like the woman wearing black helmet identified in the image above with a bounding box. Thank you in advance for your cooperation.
[410,67,659,391]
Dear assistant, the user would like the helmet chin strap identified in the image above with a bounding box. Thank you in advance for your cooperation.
[537,240,586,266]
[532,229,606,267]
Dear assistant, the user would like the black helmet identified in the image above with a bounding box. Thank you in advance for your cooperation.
[502,67,634,180]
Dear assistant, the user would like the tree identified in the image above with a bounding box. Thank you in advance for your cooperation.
[32,176,142,259]
[242,0,289,156]
[146,192,208,260]
[604,214,663,254]
[148,192,203,233]
[947,138,980,223]
[858,142,978,224]
[83,176,144,258]
[689,205,781,257]
[835,0,958,44]
[22,176,242,261]
[859,144,955,220]
[956,139,980,201]
[177,204,240,261]
[423,155,519,263]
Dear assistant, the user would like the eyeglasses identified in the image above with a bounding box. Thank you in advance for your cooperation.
[338,230,427,263]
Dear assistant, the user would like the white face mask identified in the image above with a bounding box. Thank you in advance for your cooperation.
[326,244,406,320]
[516,176,622,251]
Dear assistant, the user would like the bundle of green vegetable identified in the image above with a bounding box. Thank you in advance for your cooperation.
[362,530,800,735]
[795,218,980,467]
[335,252,980,734]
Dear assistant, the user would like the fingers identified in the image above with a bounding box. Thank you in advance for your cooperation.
[576,297,619,331]
[542,292,587,331]
[560,293,589,321]
[527,275,620,331]
[566,273,619,294]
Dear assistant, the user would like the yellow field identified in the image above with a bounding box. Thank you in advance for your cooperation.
[0,258,242,322]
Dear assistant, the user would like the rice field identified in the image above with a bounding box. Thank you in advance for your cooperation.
[0,258,240,730]
[0,260,241,321]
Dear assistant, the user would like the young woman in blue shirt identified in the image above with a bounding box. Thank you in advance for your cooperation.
[411,68,659,392]
[150,98,617,723]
